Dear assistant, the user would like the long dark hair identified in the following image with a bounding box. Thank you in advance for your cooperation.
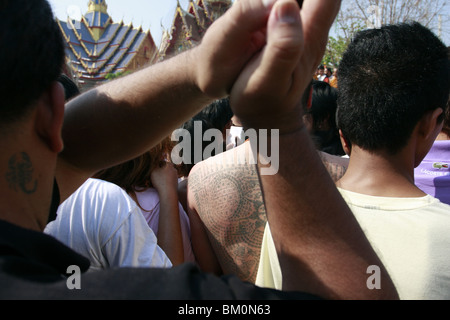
[94,136,175,194]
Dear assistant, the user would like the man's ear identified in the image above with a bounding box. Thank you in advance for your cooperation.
[414,108,444,167]
[419,108,444,141]
[339,129,351,156]
[35,81,65,153]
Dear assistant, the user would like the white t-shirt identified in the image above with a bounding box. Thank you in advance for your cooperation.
[338,188,450,300]
[45,178,172,271]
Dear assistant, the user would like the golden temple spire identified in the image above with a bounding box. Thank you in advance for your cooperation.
[87,0,108,14]
[85,0,110,41]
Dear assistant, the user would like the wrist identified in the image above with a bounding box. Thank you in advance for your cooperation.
[188,46,230,101]
[155,186,178,200]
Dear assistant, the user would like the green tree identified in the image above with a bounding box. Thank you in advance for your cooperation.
[322,36,349,68]
[323,19,365,68]
[105,70,131,81]
[336,0,448,44]
[323,0,449,67]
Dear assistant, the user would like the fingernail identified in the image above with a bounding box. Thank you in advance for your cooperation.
[276,2,300,24]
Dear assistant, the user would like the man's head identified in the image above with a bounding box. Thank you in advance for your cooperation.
[337,22,449,155]
[318,65,325,76]
[307,81,338,133]
[0,0,66,230]
[0,0,65,127]
[194,98,234,134]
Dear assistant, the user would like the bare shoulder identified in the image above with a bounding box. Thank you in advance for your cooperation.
[187,142,267,283]
[188,142,259,206]
[188,143,263,220]
[318,151,349,182]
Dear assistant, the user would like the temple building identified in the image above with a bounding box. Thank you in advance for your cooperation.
[158,0,233,60]
[59,0,232,91]
[58,0,158,91]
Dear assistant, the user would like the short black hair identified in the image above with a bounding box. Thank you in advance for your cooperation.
[177,117,216,177]
[0,0,65,124]
[194,98,233,133]
[337,22,449,154]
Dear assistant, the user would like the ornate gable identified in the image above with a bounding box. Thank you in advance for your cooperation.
[158,0,232,61]
[59,0,157,91]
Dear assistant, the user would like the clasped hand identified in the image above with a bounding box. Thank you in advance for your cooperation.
[193,0,341,133]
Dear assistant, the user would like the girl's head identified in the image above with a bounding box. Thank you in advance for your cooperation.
[94,136,175,193]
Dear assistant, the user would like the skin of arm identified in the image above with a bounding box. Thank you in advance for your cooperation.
[228,0,399,299]
[56,55,211,201]
[56,0,278,203]
[150,163,184,266]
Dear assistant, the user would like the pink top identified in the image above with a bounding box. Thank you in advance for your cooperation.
[135,188,196,263]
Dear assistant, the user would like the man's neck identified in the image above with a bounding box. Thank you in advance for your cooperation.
[0,197,42,232]
[0,143,56,232]
[336,146,427,198]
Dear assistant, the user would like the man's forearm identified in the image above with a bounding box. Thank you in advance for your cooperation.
[60,49,213,175]
[56,0,278,200]
[257,128,399,299]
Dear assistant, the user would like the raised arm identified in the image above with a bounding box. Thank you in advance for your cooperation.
[56,0,278,201]
[151,163,184,266]
[229,0,399,299]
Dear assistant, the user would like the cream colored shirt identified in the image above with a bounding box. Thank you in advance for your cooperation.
[255,223,282,290]
[338,189,450,300]
[255,189,450,300]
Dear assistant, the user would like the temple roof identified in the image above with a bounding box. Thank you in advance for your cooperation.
[84,0,110,28]
[158,0,232,60]
[58,0,156,83]
[60,0,231,85]
[83,11,111,28]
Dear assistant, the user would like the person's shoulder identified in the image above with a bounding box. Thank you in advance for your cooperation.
[0,262,321,300]
[83,263,320,300]
[134,187,159,200]
[68,178,138,221]
[190,142,255,176]
[82,178,134,203]
[134,187,160,212]
[82,177,122,190]
[427,196,450,214]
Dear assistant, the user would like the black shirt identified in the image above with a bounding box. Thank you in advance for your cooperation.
[0,220,321,300]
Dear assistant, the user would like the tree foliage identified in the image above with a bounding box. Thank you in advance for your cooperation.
[105,70,132,81]
[323,0,449,67]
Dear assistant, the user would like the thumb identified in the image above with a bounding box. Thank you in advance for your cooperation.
[258,0,303,94]
[195,0,279,98]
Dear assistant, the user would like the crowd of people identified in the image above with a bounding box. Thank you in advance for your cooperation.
[0,0,449,301]
[314,65,338,89]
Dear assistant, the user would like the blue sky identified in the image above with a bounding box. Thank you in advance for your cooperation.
[48,0,448,47]
[48,0,193,47]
